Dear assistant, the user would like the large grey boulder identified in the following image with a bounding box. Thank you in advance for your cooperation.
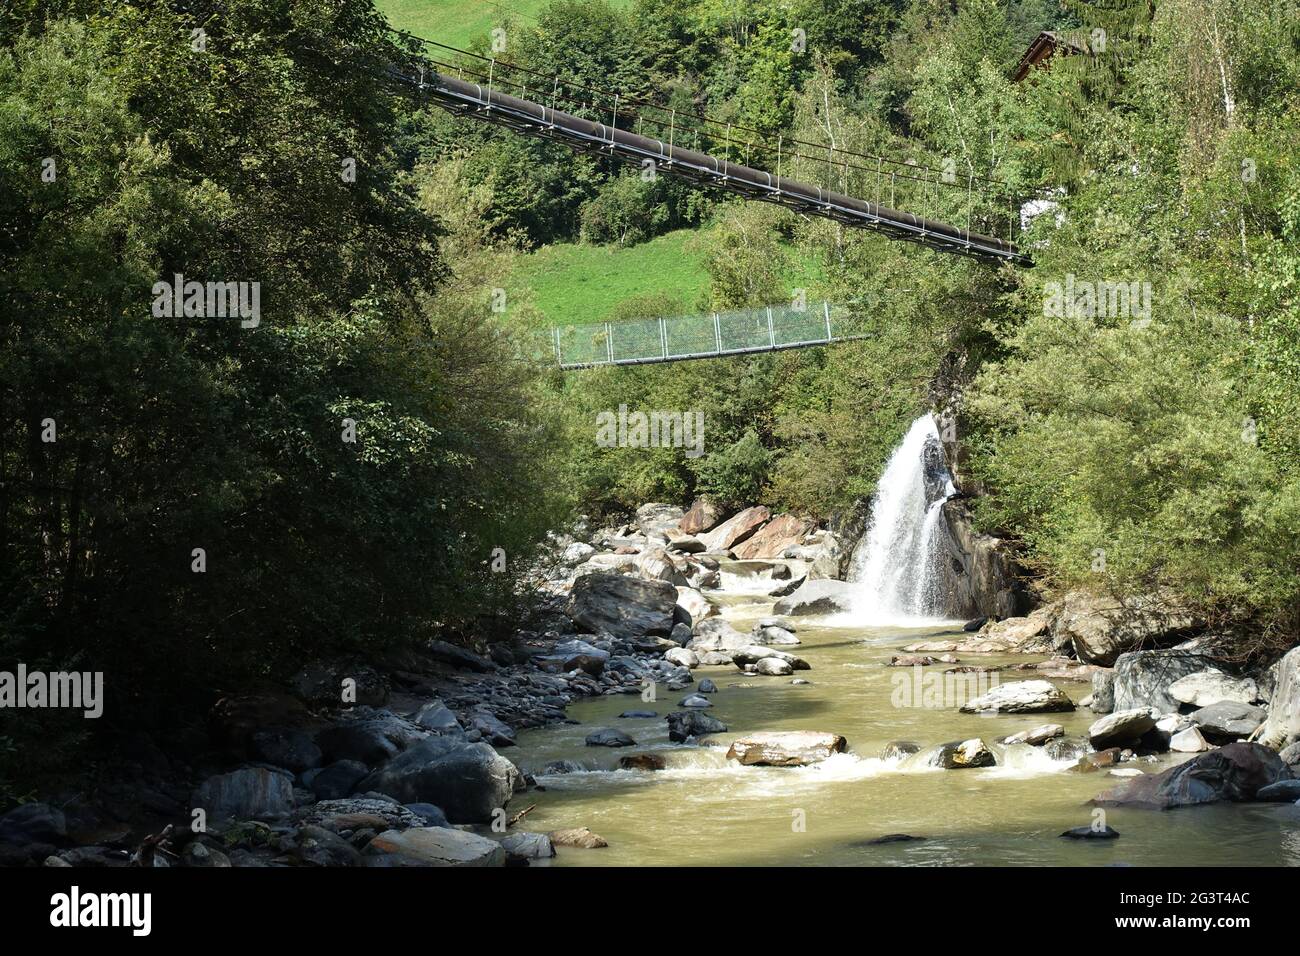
[1088,708,1157,749]
[666,711,727,742]
[733,514,813,561]
[679,497,724,534]
[192,767,294,821]
[674,586,715,626]
[636,503,685,535]
[1093,742,1291,810]
[1090,669,1116,713]
[1111,650,1215,713]
[1055,591,1195,666]
[772,578,855,616]
[726,732,847,766]
[0,803,66,846]
[635,547,690,586]
[930,739,996,769]
[1168,670,1260,708]
[959,680,1075,714]
[732,645,810,670]
[315,707,429,767]
[1190,701,1266,743]
[358,737,521,824]
[296,798,428,832]
[1260,646,1300,749]
[366,827,505,867]
[687,617,751,653]
[568,573,677,639]
[700,506,770,551]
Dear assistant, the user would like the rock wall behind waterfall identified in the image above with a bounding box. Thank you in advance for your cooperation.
[931,498,1032,619]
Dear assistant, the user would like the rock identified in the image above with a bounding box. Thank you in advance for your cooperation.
[666,529,706,553]
[636,502,685,535]
[1190,701,1266,743]
[677,694,711,708]
[931,739,996,769]
[585,728,636,747]
[964,617,988,632]
[548,827,608,849]
[561,541,596,566]
[1092,742,1291,809]
[426,639,496,673]
[732,514,813,561]
[1111,649,1215,713]
[666,711,727,742]
[980,610,1054,651]
[292,825,363,867]
[668,622,694,646]
[469,710,516,747]
[889,655,941,667]
[664,647,699,668]
[756,658,794,676]
[413,700,461,733]
[679,497,724,534]
[1260,646,1300,749]
[752,623,800,645]
[307,760,369,801]
[192,768,294,821]
[1004,723,1065,746]
[500,831,555,860]
[635,547,690,586]
[0,803,66,846]
[687,617,752,653]
[1044,736,1090,761]
[731,645,809,670]
[1090,670,1116,713]
[367,827,506,867]
[619,710,658,719]
[209,692,321,760]
[1279,741,1300,774]
[880,740,921,761]
[726,732,848,766]
[700,506,770,551]
[1060,825,1120,840]
[568,573,677,640]
[1088,708,1157,749]
[1255,780,1300,802]
[316,707,428,766]
[181,841,233,867]
[698,678,718,694]
[403,803,450,827]
[784,530,845,580]
[1168,670,1260,708]
[959,680,1075,714]
[772,578,855,616]
[1169,727,1210,753]
[618,753,666,771]
[540,760,587,775]
[674,586,715,626]
[297,798,427,833]
[1055,591,1195,666]
[863,833,925,845]
[357,737,521,824]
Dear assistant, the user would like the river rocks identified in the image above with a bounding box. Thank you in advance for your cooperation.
[1004,723,1065,746]
[367,827,506,867]
[635,547,690,586]
[548,827,608,849]
[297,798,427,833]
[880,740,922,761]
[674,586,715,626]
[500,831,555,861]
[426,639,496,673]
[700,506,771,551]
[666,711,727,742]
[1255,780,1300,802]
[469,710,517,747]
[1279,741,1300,774]
[726,732,848,766]
[316,708,428,766]
[413,700,461,733]
[1169,726,1210,753]
[568,573,677,640]
[0,803,66,847]
[931,739,996,769]
[1044,735,1090,762]
[540,760,587,775]
[1092,742,1291,809]
[561,541,596,566]
[1089,708,1157,749]
[1111,649,1214,713]
[698,679,717,694]
[752,621,800,645]
[1168,670,1260,708]
[732,646,809,670]
[1060,825,1120,840]
[679,497,724,534]
[733,514,813,561]
[959,680,1075,714]
[678,694,712,708]
[1260,646,1300,749]
[756,658,794,676]
[1090,670,1116,713]
[979,609,1054,652]
[636,503,685,536]
[192,768,294,821]
[619,753,667,771]
[1055,591,1196,666]
[357,737,521,824]
[1190,701,1266,743]
[585,728,636,747]
[772,578,855,616]
[664,647,699,669]
[666,529,707,554]
[687,617,751,653]
[305,760,369,800]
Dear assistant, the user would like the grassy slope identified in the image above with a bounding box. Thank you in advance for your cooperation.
[375,0,627,49]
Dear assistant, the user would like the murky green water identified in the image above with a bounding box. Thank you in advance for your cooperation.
[515,588,1300,866]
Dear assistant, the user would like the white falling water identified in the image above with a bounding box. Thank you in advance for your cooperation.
[846,414,958,625]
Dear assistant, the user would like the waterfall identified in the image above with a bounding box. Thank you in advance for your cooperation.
[846,414,958,625]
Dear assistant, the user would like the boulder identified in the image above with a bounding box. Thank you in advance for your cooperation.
[732,645,809,670]
[733,514,813,561]
[783,530,844,581]
[297,798,427,833]
[679,497,724,535]
[500,831,555,860]
[1260,646,1300,749]
[1279,741,1300,774]
[568,573,677,640]
[426,639,496,673]
[677,694,711,708]
[959,680,1075,714]
[357,737,521,824]
[931,739,996,769]
[1255,780,1300,802]
[315,707,428,766]
[666,711,727,742]
[1088,708,1157,749]
[756,657,794,676]
[560,541,596,566]
[636,503,685,536]
[687,617,751,653]
[1190,701,1266,743]
[1055,591,1195,666]
[674,586,715,626]
[666,530,706,554]
[469,710,516,747]
[0,803,66,846]
[548,827,608,849]
[1090,670,1116,713]
[880,740,922,761]
[192,768,294,821]
[367,827,505,867]
[1004,724,1065,746]
[1092,742,1291,809]
[585,728,636,747]
[635,547,690,586]
[979,609,1054,651]
[1168,670,1260,708]
[1111,649,1215,713]
[1061,825,1120,840]
[700,506,770,551]
[725,732,848,766]
[772,579,855,616]
[1169,726,1210,753]
[306,760,369,801]
[618,753,667,771]
[664,647,699,669]
[698,678,718,694]
[752,622,800,645]
[413,700,461,734]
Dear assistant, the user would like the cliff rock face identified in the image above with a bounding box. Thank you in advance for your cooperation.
[930,499,1030,620]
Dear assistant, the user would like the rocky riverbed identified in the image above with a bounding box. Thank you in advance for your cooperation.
[3,500,1298,867]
